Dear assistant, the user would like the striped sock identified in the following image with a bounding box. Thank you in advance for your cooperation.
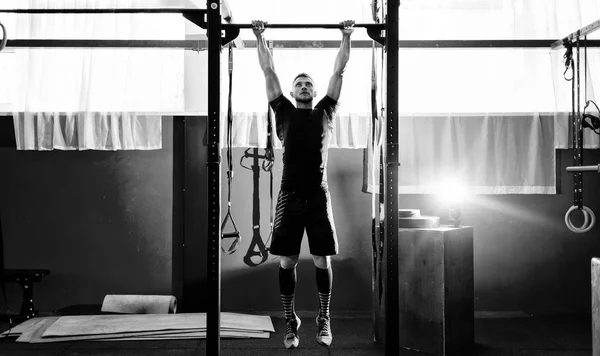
[279,266,297,321]
[316,266,332,318]
[318,292,331,318]
[281,294,295,321]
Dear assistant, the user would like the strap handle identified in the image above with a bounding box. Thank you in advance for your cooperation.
[563,42,574,81]
[221,203,241,255]
[243,232,268,266]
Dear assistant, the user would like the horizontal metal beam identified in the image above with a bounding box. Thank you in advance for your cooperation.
[222,23,384,30]
[398,39,600,48]
[5,39,202,50]
[0,7,208,29]
[6,39,600,49]
[552,19,600,49]
[0,8,205,14]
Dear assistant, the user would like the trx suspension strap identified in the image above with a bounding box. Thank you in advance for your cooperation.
[378,0,387,305]
[371,37,381,304]
[264,104,275,255]
[241,40,276,266]
[240,145,269,267]
[370,0,385,311]
[256,39,276,262]
[221,43,241,254]
[377,37,386,306]
[241,85,276,266]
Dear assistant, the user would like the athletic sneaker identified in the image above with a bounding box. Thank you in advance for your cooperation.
[316,315,332,346]
[284,316,301,349]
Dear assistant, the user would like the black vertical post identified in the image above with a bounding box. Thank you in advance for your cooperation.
[206,0,222,355]
[172,117,185,310]
[384,0,400,356]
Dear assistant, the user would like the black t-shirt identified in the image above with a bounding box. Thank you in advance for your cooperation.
[269,94,339,192]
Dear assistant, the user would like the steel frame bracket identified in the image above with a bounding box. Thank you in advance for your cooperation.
[222,28,240,46]
[183,10,240,47]
[367,27,385,47]
[183,10,208,29]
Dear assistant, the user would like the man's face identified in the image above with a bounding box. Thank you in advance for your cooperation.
[291,76,317,103]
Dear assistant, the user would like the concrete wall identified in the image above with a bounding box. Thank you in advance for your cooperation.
[0,118,177,314]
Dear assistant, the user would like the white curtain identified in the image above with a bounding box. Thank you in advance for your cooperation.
[221,0,600,194]
[364,114,558,194]
[0,0,185,150]
[12,113,162,150]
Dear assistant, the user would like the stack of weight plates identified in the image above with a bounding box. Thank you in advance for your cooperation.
[398,209,440,228]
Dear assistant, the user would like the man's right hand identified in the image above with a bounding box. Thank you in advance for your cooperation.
[252,20,267,37]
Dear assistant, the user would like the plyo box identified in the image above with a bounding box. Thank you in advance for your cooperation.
[374,226,474,356]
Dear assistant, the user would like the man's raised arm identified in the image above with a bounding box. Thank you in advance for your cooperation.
[252,20,283,102]
[326,20,355,102]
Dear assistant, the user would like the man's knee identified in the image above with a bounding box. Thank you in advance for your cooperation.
[311,255,331,269]
[280,255,300,269]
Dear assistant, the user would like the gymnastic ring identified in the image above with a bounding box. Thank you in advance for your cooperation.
[564,205,591,233]
[0,22,7,52]
[564,205,595,233]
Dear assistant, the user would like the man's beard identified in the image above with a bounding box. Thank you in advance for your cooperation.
[296,94,313,103]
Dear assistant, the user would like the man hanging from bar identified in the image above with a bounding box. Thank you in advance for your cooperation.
[252,19,355,349]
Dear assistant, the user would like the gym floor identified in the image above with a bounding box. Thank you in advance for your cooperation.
[0,311,592,356]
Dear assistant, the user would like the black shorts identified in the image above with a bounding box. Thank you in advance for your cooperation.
[269,187,338,257]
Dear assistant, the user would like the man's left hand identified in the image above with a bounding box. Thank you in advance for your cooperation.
[340,20,355,36]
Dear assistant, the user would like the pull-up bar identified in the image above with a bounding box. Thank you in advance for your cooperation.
[222,23,385,30]
[220,22,385,46]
